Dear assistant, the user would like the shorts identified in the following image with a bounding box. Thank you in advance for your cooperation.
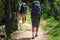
[31,15,40,27]
[20,12,26,18]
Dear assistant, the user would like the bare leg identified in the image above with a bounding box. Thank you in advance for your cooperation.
[36,27,39,33]
[32,27,35,39]
[35,27,39,37]
[32,27,35,32]
[22,18,24,23]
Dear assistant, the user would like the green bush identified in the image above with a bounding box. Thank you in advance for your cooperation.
[41,13,49,19]
[41,17,60,40]
[41,17,58,30]
[27,6,30,15]
[48,27,60,40]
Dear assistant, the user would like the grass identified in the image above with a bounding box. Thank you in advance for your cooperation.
[47,24,60,40]
[26,15,31,24]
[48,31,60,40]
[19,23,29,30]
[40,17,60,40]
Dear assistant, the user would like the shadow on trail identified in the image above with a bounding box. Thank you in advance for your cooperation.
[19,37,31,40]
[25,29,31,31]
[11,37,31,40]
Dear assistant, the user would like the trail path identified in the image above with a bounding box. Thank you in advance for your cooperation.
[11,20,47,40]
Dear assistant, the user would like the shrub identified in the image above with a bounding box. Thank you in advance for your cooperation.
[41,13,49,19]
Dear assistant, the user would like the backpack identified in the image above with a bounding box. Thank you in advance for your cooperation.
[20,3,27,13]
[31,1,42,15]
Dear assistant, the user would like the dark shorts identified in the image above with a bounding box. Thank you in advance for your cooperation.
[31,15,40,27]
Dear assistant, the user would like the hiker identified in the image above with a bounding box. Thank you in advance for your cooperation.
[20,3,27,23]
[31,1,42,39]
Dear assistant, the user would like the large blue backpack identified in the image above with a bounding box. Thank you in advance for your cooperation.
[31,1,42,15]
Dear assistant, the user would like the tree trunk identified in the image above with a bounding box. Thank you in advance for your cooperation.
[4,0,18,39]
[4,0,12,39]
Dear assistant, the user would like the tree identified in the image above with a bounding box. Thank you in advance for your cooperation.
[0,0,5,25]
[4,0,18,39]
[4,0,12,39]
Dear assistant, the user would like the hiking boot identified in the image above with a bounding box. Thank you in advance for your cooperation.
[32,36,34,39]
[32,35,34,39]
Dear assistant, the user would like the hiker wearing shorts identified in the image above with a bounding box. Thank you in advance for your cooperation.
[20,3,27,23]
[31,1,42,39]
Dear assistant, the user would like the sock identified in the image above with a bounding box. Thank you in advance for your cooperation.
[35,33,38,37]
[32,32,34,37]
[36,33,37,35]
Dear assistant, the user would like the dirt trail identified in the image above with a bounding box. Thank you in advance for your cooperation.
[11,20,47,40]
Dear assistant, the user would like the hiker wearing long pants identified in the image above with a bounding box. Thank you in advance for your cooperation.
[31,1,42,39]
[20,3,27,23]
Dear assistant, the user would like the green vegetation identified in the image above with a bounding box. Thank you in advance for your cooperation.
[0,0,60,40]
[26,15,31,24]
[48,22,60,40]
[0,0,5,23]
[41,16,60,40]
[20,24,29,31]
